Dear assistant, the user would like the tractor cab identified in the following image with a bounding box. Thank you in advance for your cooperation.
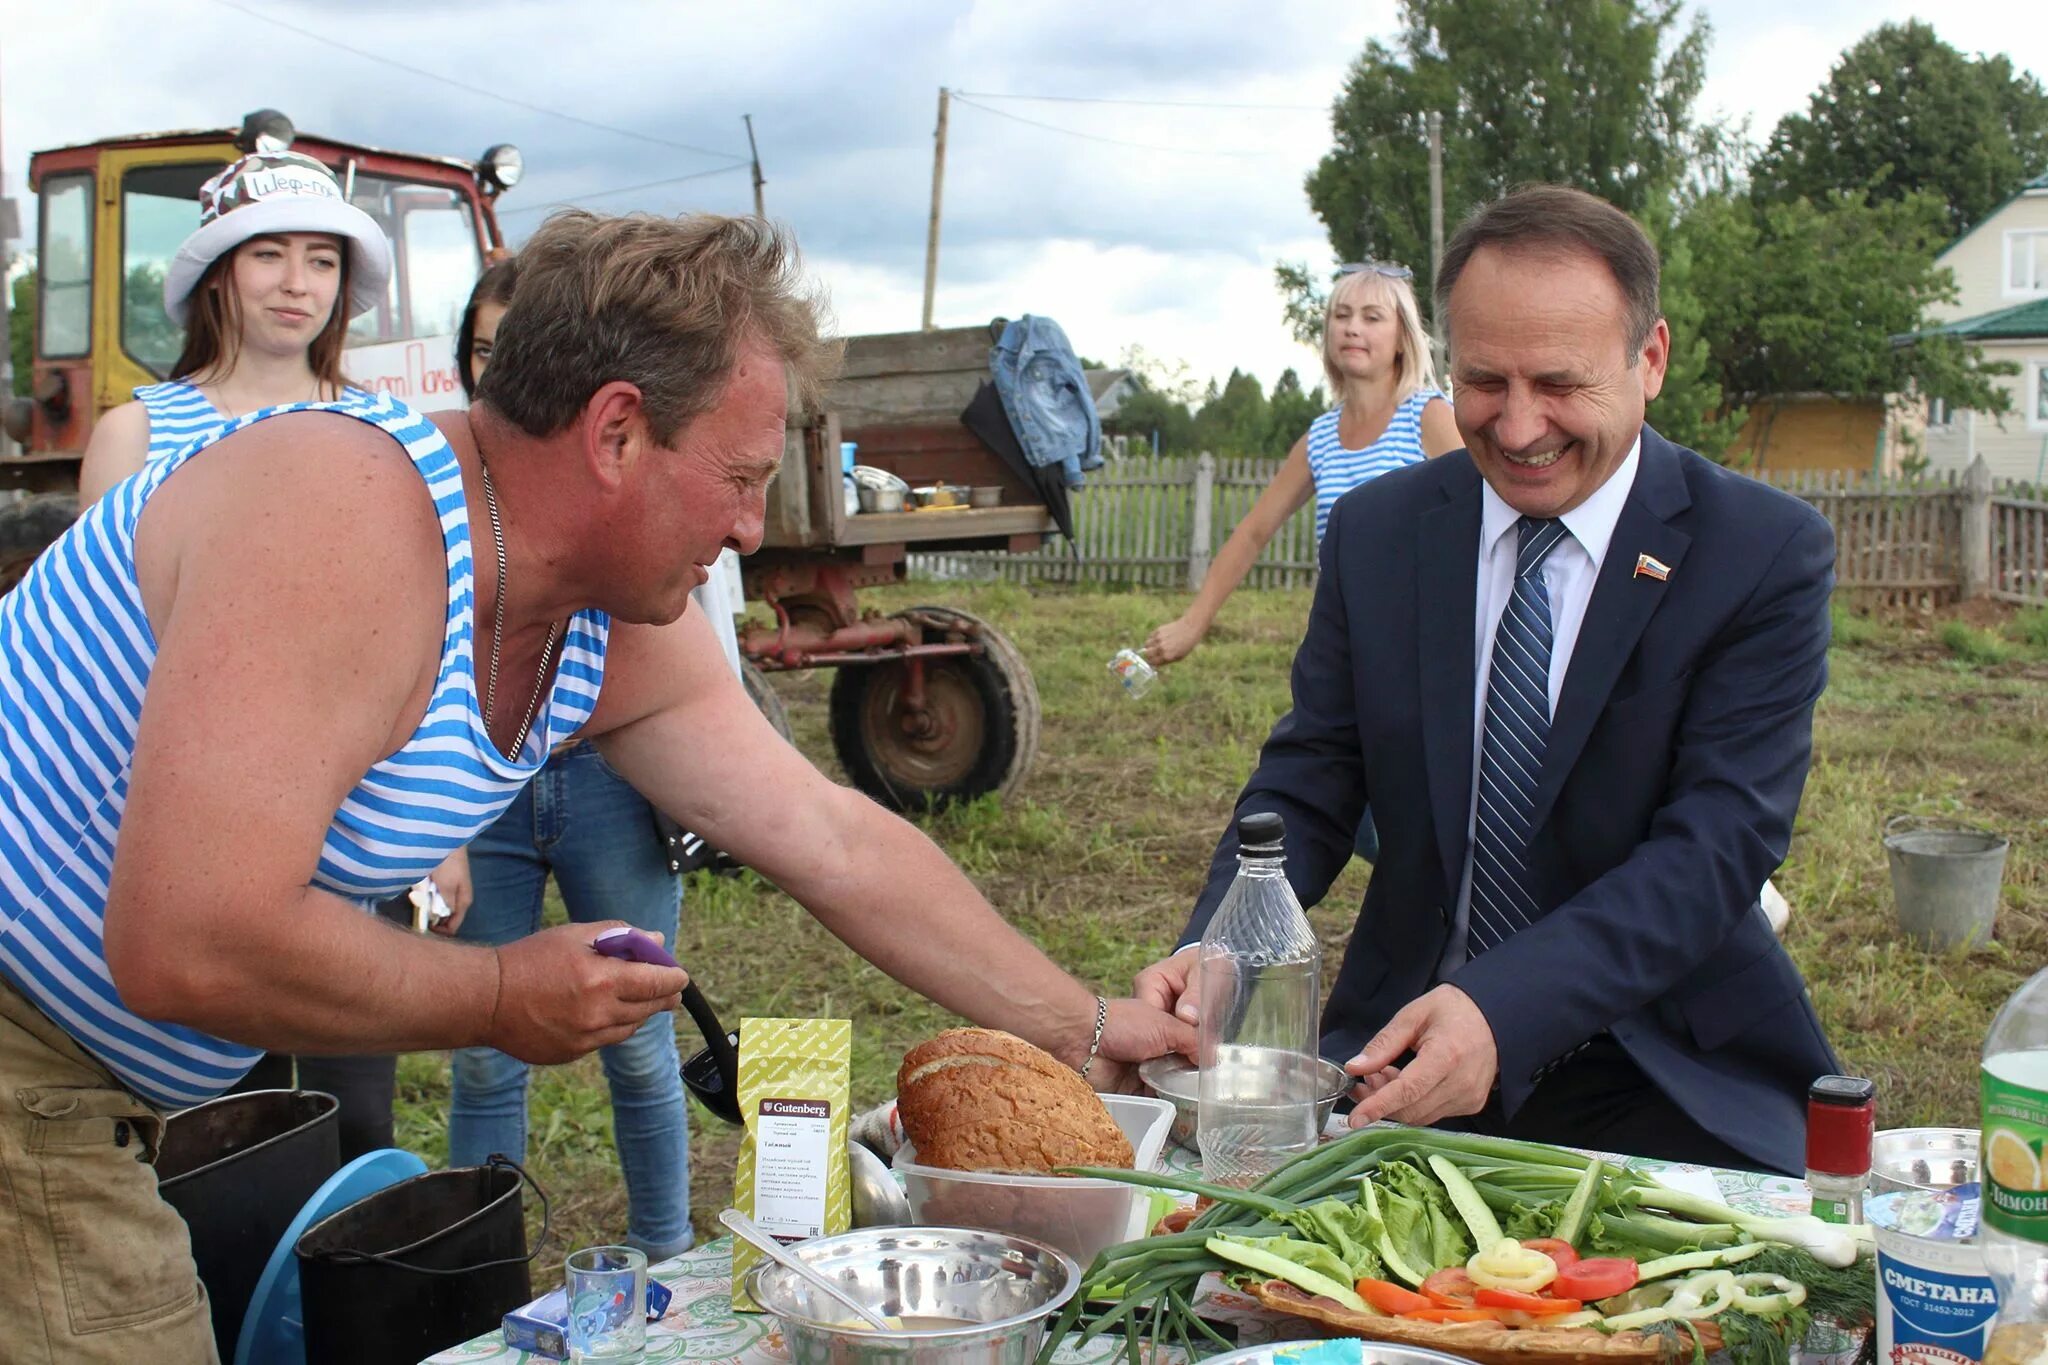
[1,109,518,585]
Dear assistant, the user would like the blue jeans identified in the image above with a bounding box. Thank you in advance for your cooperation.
[449,742,693,1259]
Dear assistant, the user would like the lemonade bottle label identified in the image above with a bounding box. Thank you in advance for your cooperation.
[1982,1057,2048,1240]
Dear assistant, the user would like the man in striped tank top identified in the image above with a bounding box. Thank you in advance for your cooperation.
[0,211,1192,1364]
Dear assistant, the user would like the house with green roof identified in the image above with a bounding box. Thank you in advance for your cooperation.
[1916,168,2048,482]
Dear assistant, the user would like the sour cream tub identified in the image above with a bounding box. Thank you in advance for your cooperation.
[1867,1184,2000,1365]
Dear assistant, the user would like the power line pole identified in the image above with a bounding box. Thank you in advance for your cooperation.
[1427,110,1445,368]
[743,114,766,219]
[921,86,950,332]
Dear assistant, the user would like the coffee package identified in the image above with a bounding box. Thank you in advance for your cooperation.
[729,1017,852,1312]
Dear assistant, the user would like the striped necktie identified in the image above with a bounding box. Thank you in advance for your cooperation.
[1468,516,1570,957]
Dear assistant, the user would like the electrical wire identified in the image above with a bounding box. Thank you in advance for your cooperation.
[498,163,751,217]
[948,92,1269,159]
[955,89,1324,113]
[207,0,750,165]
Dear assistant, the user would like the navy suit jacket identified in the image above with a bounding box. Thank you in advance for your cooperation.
[1182,427,1841,1175]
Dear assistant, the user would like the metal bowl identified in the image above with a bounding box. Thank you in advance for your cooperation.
[1871,1127,1978,1197]
[858,484,906,513]
[969,485,1003,508]
[745,1226,1079,1364]
[1139,1050,1351,1153]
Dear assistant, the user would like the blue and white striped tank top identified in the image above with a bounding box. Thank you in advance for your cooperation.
[0,390,610,1108]
[1303,388,1444,543]
[134,380,226,464]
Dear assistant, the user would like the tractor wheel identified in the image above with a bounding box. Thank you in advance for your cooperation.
[0,494,78,595]
[828,607,1040,812]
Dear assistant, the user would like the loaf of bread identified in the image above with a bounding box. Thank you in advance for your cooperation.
[896,1028,1133,1173]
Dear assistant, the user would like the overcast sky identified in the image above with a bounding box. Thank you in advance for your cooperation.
[5,0,2042,393]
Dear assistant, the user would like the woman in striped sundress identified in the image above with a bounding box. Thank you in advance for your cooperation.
[1144,263,1457,863]
[1142,261,1460,671]
[72,150,472,1153]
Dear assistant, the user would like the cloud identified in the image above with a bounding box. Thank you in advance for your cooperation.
[5,0,2040,402]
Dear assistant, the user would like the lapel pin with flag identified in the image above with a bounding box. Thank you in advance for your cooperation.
[1634,553,1671,582]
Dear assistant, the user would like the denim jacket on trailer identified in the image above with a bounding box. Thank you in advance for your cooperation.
[990,315,1104,488]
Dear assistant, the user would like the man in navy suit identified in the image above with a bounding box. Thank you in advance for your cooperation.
[1137,186,1838,1176]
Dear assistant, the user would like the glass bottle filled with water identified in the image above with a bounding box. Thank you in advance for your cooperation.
[1197,811,1322,1187]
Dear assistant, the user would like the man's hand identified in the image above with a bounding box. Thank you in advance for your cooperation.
[1344,985,1498,1127]
[1133,944,1200,1025]
[1087,997,1198,1094]
[486,922,687,1064]
[428,847,474,935]
[1142,615,1205,668]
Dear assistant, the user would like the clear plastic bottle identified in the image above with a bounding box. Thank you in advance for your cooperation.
[1197,811,1322,1187]
[1981,965,2048,1365]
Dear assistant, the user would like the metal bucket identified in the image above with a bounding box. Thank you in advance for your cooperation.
[157,1089,341,1361]
[1884,815,2008,951]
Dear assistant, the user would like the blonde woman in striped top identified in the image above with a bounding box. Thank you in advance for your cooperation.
[1143,263,1459,668]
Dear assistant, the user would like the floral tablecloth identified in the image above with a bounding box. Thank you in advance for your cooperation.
[427,1132,1812,1364]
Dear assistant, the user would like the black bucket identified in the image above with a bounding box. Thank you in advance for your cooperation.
[294,1155,548,1365]
[157,1088,341,1360]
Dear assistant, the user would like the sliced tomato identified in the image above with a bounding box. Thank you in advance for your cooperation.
[1421,1267,1478,1308]
[1521,1238,1581,1270]
[1476,1287,1583,1314]
[1551,1257,1640,1302]
[1358,1279,1433,1316]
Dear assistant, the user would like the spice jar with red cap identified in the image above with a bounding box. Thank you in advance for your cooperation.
[1807,1074,1877,1225]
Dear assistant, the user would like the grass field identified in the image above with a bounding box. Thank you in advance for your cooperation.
[393,584,2048,1254]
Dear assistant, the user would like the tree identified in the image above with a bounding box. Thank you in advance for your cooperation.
[1266,368,1327,450]
[1751,21,2048,240]
[9,269,31,398]
[1643,201,1746,460]
[1193,369,1274,456]
[1104,379,1198,454]
[122,263,183,377]
[1300,0,1711,315]
[1679,187,2013,416]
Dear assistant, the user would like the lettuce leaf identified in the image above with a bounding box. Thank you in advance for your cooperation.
[1280,1198,1387,1281]
[1380,1160,1473,1271]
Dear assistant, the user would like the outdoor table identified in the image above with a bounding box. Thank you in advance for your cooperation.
[427,1132,1818,1364]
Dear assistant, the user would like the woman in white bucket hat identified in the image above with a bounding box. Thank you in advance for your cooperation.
[75,149,393,503]
[72,151,450,1149]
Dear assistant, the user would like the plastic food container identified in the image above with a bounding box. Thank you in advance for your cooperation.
[890,1094,1174,1267]
[1868,1184,1999,1365]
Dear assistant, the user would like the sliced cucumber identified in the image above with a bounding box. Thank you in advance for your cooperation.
[1204,1237,1368,1313]
[1555,1159,1606,1249]
[1430,1154,1506,1248]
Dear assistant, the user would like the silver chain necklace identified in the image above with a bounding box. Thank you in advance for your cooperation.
[478,458,560,761]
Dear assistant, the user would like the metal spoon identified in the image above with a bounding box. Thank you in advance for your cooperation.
[718,1209,894,1332]
[847,1141,912,1228]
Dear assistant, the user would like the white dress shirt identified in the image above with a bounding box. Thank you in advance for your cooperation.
[1453,437,1641,945]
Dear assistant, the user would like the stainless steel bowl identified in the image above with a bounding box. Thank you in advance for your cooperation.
[858,484,906,514]
[969,485,1003,508]
[1871,1127,1979,1197]
[1139,1050,1351,1153]
[745,1226,1079,1364]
